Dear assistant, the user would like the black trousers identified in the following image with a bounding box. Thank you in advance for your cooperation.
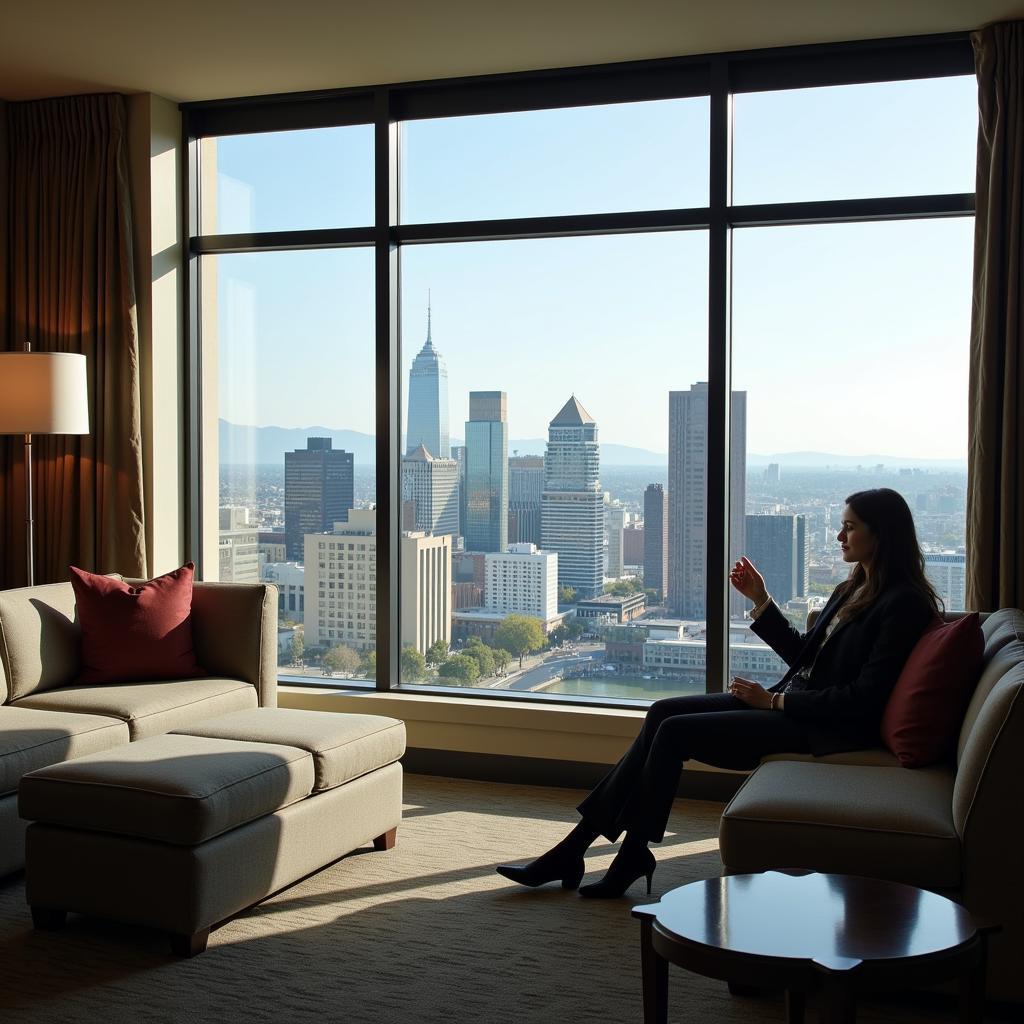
[576,693,811,843]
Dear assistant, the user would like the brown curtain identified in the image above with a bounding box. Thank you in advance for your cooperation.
[968,23,1024,612]
[2,94,146,588]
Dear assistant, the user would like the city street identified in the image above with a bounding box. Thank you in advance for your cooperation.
[491,642,603,691]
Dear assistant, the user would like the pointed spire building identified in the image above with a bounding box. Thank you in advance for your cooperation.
[406,300,450,458]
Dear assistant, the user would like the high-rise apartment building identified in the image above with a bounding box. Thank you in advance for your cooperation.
[643,483,668,600]
[484,543,558,621]
[405,307,450,458]
[924,551,966,612]
[745,513,803,605]
[400,530,452,655]
[218,506,259,583]
[796,514,809,599]
[667,384,747,618]
[401,444,460,537]
[605,502,629,579]
[508,454,544,546]
[541,396,603,599]
[623,523,645,567]
[464,391,509,553]
[303,509,377,651]
[284,437,354,560]
[451,444,467,536]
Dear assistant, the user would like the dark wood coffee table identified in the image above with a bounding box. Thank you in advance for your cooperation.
[632,870,995,1023]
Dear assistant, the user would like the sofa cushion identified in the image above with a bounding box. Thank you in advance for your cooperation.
[980,608,1024,661]
[174,708,406,792]
[0,581,80,701]
[0,707,129,797]
[70,563,203,685]
[720,760,960,890]
[881,613,984,768]
[19,733,315,845]
[13,678,257,740]
[761,748,901,767]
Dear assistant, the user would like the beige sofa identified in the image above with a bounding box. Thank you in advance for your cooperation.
[719,608,1024,1002]
[0,579,278,877]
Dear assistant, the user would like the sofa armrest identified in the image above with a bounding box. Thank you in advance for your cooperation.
[189,582,278,708]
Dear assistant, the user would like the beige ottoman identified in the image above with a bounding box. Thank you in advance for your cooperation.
[19,708,405,955]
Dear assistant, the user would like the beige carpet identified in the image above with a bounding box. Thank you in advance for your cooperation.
[0,775,1012,1023]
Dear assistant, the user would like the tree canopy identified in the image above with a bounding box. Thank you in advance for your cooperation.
[425,639,450,667]
[494,615,546,668]
[438,653,480,685]
[322,644,361,675]
[401,647,427,681]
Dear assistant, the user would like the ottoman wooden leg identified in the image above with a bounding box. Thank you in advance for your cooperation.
[373,827,397,851]
[170,929,209,958]
[31,907,67,931]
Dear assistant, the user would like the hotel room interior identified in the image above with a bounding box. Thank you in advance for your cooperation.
[1,1,1023,1021]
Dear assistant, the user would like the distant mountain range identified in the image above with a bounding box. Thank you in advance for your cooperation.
[218,421,965,471]
[218,420,669,467]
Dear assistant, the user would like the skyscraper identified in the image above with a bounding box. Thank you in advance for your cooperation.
[605,502,628,579]
[405,304,450,458]
[464,391,509,553]
[667,383,747,618]
[541,396,603,599]
[745,513,801,605]
[401,444,460,537]
[284,437,354,560]
[795,514,809,599]
[508,454,544,546]
[643,483,668,600]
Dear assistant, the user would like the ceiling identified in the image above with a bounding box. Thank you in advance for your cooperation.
[1,0,1021,104]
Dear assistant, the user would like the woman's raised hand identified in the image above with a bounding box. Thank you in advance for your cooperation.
[729,556,768,605]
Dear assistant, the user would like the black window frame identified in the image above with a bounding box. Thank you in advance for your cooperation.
[181,31,975,708]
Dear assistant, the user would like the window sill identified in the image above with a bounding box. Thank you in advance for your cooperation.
[278,685,747,789]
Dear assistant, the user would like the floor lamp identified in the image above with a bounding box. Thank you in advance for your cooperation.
[0,346,90,586]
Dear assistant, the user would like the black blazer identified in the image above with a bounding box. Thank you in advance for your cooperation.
[751,583,934,754]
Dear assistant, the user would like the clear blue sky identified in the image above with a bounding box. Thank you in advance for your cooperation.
[212,75,977,460]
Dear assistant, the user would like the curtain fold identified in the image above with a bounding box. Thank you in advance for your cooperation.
[967,23,1024,612]
[2,94,146,588]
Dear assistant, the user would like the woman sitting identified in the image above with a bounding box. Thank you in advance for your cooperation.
[496,487,941,898]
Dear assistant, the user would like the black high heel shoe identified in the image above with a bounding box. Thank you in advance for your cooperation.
[578,845,656,899]
[495,851,587,890]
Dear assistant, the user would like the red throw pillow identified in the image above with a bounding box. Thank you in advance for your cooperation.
[70,563,204,685]
[881,612,984,768]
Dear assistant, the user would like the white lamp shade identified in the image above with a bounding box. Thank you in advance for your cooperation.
[0,352,90,435]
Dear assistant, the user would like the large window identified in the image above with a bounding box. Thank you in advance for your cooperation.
[185,36,977,703]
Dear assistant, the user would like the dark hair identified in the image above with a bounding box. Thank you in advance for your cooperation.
[837,488,942,621]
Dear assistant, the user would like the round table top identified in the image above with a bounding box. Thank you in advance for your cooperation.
[638,871,979,969]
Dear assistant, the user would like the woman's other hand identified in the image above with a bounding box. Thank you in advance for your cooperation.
[729,677,772,709]
[729,556,768,605]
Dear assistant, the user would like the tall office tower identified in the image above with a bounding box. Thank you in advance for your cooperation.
[667,383,747,619]
[924,551,967,612]
[464,391,509,553]
[484,543,558,620]
[606,503,629,578]
[508,454,544,545]
[745,514,801,605]
[401,444,460,537]
[766,463,781,484]
[400,531,452,655]
[218,507,259,583]
[405,305,450,458]
[643,483,668,600]
[451,444,467,536]
[284,437,354,560]
[303,509,377,651]
[795,514,809,598]
[541,396,604,599]
[623,523,645,566]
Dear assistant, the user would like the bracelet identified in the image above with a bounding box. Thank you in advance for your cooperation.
[769,692,780,711]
